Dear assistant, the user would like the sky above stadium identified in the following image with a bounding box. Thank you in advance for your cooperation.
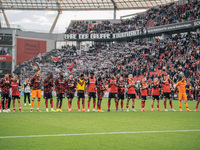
[0,9,145,33]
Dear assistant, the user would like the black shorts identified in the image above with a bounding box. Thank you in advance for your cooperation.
[78,92,85,99]
[12,96,20,99]
[67,93,74,99]
[89,92,96,98]
[164,93,171,99]
[118,94,124,100]
[127,94,136,99]
[141,96,147,100]
[152,95,159,100]
[109,93,117,99]
[1,94,9,100]
[57,93,65,99]
[44,93,52,99]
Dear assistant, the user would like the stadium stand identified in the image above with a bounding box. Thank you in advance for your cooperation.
[66,1,199,34]
[15,32,200,88]
[153,0,200,26]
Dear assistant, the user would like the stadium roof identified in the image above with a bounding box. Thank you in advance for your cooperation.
[0,0,178,11]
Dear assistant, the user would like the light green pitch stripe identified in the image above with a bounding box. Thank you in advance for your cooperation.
[0,129,200,139]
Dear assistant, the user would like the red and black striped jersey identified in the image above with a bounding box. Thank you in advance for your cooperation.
[140,82,148,96]
[118,81,125,94]
[66,79,76,94]
[44,77,53,94]
[127,79,136,94]
[0,78,11,94]
[197,84,200,95]
[162,80,171,93]
[11,80,21,96]
[151,82,160,96]
[108,78,118,93]
[97,82,105,93]
[88,78,97,93]
[30,75,41,90]
[55,77,66,93]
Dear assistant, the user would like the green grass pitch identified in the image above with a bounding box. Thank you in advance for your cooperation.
[0,96,200,150]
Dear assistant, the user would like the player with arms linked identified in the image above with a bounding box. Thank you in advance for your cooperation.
[66,74,76,112]
[55,72,66,112]
[0,73,11,113]
[87,72,97,112]
[44,73,55,112]
[11,75,23,112]
[162,74,175,111]
[195,80,200,111]
[97,77,105,112]
[108,74,118,112]
[30,69,42,112]
[126,74,137,112]
[140,77,148,111]
[175,76,191,111]
[77,74,86,112]
[151,77,162,111]
[118,76,125,111]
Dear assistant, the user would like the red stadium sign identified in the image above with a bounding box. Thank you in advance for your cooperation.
[16,38,46,65]
[0,56,12,62]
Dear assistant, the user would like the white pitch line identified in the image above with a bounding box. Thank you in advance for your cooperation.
[0,129,200,139]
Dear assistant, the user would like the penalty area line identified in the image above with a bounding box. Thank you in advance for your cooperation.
[0,129,200,139]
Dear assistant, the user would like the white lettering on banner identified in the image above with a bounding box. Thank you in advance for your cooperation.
[194,21,200,27]
[79,34,89,39]
[65,34,76,39]
[90,34,110,39]
[148,23,193,33]
[65,30,142,40]
[0,57,6,61]
[112,30,140,39]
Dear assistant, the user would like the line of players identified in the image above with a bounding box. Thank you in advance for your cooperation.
[0,69,200,113]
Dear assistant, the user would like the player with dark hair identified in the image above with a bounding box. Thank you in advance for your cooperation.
[11,75,23,112]
[55,72,66,112]
[7,74,12,112]
[66,74,76,112]
[118,76,125,111]
[108,74,118,112]
[195,81,200,111]
[0,73,11,113]
[162,74,175,111]
[44,73,55,112]
[97,77,105,112]
[30,69,42,112]
[77,74,86,112]
[140,77,148,111]
[87,72,97,112]
[126,74,136,112]
[151,77,162,111]
[175,76,191,111]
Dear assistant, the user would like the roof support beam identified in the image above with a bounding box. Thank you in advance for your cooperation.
[111,0,117,19]
[113,6,116,19]
[49,11,61,33]
[2,10,10,28]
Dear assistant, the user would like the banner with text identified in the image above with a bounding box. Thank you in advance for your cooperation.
[65,30,145,40]
[147,20,200,34]
[16,38,47,65]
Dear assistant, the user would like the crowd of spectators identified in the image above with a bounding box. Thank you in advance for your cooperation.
[66,1,199,34]
[14,31,200,92]
[66,3,173,34]
[154,0,200,26]
[0,47,11,56]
